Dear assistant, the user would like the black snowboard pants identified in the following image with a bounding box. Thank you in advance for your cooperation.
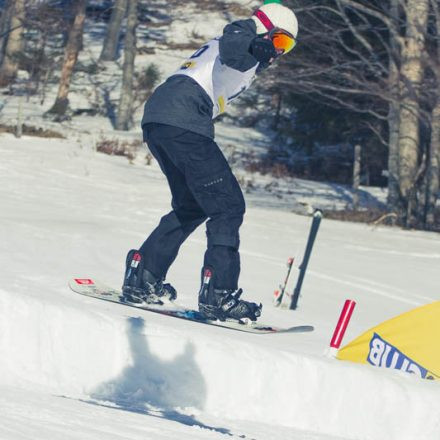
[140,123,245,290]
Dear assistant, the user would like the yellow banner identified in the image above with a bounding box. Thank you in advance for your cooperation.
[337,301,440,380]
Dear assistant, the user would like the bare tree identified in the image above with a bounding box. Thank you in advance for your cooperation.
[46,0,86,118]
[386,0,401,210]
[265,0,439,228]
[99,0,127,62]
[24,3,66,101]
[352,144,361,209]
[0,0,25,86]
[424,0,440,229]
[115,0,138,130]
[0,0,13,65]
[397,0,430,226]
[426,98,440,229]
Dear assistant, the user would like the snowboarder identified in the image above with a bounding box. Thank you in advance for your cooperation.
[123,1,298,322]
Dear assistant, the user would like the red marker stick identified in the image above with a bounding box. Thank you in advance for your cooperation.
[329,299,356,356]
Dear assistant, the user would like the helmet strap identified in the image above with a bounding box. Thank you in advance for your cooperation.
[253,9,275,32]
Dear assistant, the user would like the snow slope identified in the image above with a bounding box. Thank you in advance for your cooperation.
[1,133,440,440]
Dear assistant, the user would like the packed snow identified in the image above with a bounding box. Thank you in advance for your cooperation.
[1,132,439,440]
[1,0,440,438]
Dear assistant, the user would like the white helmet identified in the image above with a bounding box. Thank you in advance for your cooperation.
[252,2,298,38]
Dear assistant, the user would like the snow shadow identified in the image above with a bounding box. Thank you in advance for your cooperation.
[90,317,233,435]
[80,398,235,437]
[92,316,205,409]
[328,183,385,209]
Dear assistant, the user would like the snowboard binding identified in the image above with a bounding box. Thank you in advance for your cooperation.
[198,268,262,322]
[122,249,177,305]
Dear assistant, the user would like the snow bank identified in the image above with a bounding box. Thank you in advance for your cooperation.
[1,285,439,440]
[2,135,440,439]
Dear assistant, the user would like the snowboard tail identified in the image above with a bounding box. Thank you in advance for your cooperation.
[69,278,313,334]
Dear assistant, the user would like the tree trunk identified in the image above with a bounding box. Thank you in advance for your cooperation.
[47,0,86,117]
[426,99,440,229]
[352,144,361,210]
[388,97,400,211]
[115,0,138,130]
[386,0,400,212]
[16,95,23,138]
[0,0,25,87]
[397,0,429,226]
[99,0,127,62]
[0,0,13,65]
[272,92,282,130]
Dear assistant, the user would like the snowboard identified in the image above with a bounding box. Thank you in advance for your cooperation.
[69,278,314,335]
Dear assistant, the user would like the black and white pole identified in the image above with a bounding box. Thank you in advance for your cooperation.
[289,210,322,310]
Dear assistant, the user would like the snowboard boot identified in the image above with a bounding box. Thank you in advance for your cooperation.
[122,249,177,305]
[198,268,262,322]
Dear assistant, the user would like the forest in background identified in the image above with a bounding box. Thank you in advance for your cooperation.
[0,0,439,231]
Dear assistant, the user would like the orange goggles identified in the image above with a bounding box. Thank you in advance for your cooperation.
[270,29,296,55]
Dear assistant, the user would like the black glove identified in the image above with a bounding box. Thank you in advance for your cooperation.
[249,36,277,63]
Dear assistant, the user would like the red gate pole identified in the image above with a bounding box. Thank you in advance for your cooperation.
[329,299,356,357]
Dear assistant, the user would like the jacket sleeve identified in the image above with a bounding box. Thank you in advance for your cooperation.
[219,19,259,72]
